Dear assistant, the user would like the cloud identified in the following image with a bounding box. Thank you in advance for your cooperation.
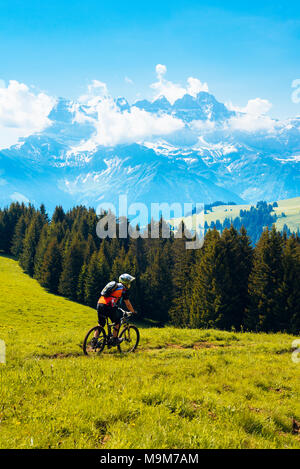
[155,64,167,79]
[10,192,30,203]
[150,64,209,104]
[87,79,108,96]
[0,80,55,149]
[226,98,275,132]
[227,98,272,116]
[189,119,216,132]
[291,79,300,104]
[125,76,134,85]
[78,79,109,110]
[187,77,209,97]
[71,81,185,150]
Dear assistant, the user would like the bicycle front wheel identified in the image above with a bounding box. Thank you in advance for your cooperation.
[83,326,106,356]
[118,325,140,353]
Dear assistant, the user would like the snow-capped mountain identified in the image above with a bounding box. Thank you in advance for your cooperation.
[134,92,234,122]
[0,91,299,213]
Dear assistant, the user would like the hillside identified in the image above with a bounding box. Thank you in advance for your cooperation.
[0,256,300,449]
[170,196,300,234]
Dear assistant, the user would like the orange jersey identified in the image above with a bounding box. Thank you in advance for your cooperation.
[98,283,128,307]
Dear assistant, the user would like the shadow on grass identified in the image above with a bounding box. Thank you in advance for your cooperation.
[35,351,83,359]
[0,253,17,260]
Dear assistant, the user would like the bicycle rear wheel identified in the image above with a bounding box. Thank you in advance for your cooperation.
[118,325,140,353]
[83,326,106,356]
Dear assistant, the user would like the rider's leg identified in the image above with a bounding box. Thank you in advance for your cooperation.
[111,306,122,337]
[112,324,120,338]
[94,304,106,337]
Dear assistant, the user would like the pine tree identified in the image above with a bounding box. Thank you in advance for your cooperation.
[33,224,50,281]
[19,213,44,276]
[11,215,27,258]
[84,234,96,263]
[0,216,4,253]
[142,237,173,322]
[77,263,88,304]
[169,232,195,327]
[58,237,85,300]
[0,203,28,253]
[189,229,221,328]
[39,239,62,293]
[84,248,110,307]
[246,226,284,332]
[107,237,121,266]
[125,235,147,312]
[280,235,300,333]
[207,226,253,330]
[110,246,129,281]
[238,226,254,326]
[39,203,49,224]
[52,206,65,224]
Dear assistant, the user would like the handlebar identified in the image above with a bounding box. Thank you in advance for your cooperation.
[117,307,136,320]
[117,307,133,316]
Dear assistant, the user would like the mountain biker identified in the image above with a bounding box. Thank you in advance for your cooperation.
[92,273,136,347]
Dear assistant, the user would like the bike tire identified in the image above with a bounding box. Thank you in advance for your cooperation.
[118,325,140,353]
[83,326,106,356]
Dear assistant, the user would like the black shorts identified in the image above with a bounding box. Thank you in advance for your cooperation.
[97,303,121,327]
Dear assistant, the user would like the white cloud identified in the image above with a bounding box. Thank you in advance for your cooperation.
[87,79,108,96]
[226,98,275,132]
[77,79,109,111]
[71,82,185,150]
[227,98,272,116]
[150,64,209,104]
[187,77,209,97]
[0,80,55,149]
[155,64,167,79]
[10,192,30,203]
[291,79,300,104]
[125,76,134,85]
[189,119,216,132]
[228,114,275,132]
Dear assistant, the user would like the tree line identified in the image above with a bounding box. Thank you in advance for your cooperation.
[206,201,281,244]
[0,202,299,333]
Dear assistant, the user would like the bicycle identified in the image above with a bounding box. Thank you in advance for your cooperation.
[83,307,140,356]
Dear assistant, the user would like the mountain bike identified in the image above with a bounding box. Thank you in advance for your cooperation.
[83,307,140,355]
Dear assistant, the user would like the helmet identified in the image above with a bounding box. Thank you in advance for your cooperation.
[119,273,135,289]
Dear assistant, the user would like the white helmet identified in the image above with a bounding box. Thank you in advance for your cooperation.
[119,273,135,289]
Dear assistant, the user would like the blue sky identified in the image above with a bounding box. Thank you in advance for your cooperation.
[0,0,300,117]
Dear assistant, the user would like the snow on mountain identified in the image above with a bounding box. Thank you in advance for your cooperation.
[0,91,299,213]
[134,92,234,122]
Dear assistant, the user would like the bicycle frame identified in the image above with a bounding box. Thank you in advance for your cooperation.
[103,307,132,339]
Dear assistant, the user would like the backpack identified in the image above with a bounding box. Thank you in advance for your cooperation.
[101,281,118,297]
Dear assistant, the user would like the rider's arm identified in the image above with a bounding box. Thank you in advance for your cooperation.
[124,299,135,313]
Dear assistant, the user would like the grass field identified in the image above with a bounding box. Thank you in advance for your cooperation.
[170,196,300,233]
[0,255,300,449]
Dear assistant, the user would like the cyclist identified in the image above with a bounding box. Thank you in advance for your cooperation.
[92,273,136,347]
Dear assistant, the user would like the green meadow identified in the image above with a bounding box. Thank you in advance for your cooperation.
[170,196,300,233]
[0,255,300,449]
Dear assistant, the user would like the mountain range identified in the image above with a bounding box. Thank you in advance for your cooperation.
[0,91,299,214]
